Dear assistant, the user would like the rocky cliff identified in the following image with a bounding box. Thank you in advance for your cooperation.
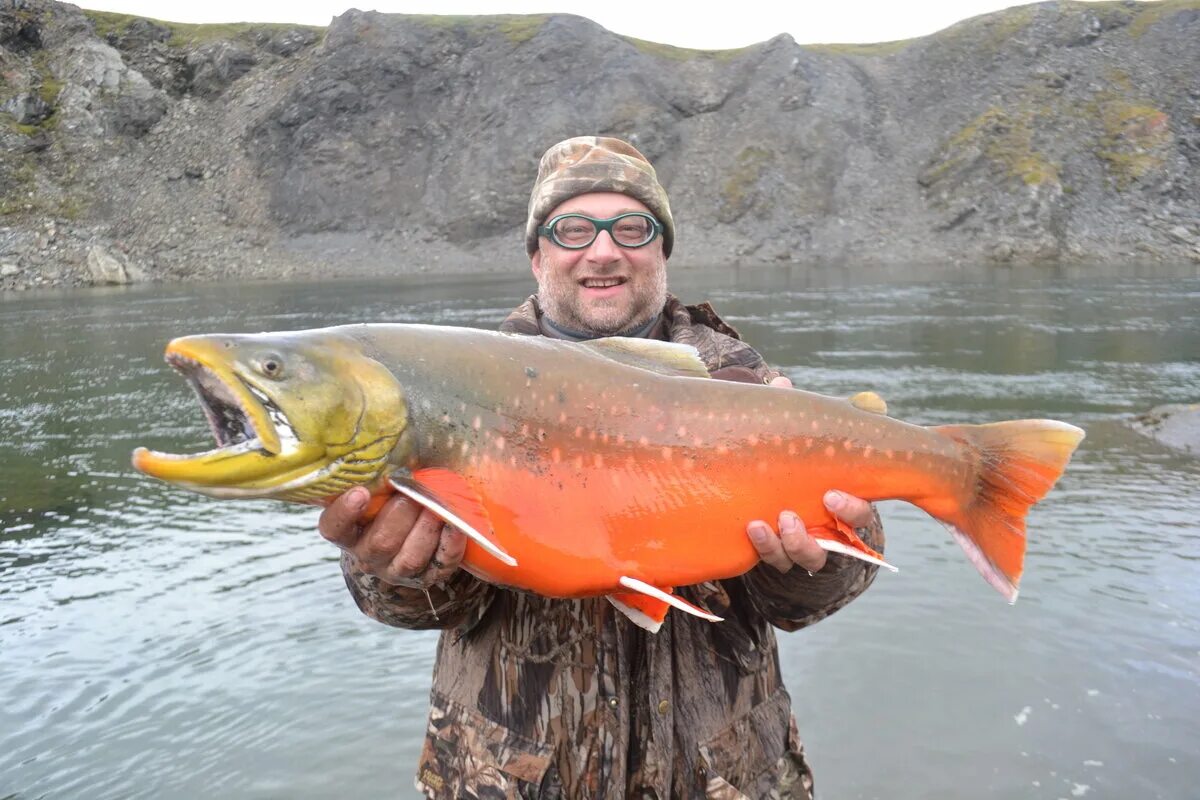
[1,0,1198,290]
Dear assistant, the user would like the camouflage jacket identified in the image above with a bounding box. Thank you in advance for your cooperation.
[341,295,885,799]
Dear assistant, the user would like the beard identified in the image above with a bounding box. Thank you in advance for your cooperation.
[535,247,668,337]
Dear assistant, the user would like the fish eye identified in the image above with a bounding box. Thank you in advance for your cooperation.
[257,354,284,379]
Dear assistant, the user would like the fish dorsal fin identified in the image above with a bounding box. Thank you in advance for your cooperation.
[610,576,723,633]
[848,391,888,415]
[580,338,711,379]
[389,469,517,567]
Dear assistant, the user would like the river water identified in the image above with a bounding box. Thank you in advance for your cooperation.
[2,265,1198,799]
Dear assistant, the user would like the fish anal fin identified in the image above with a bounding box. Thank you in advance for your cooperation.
[389,469,517,567]
[809,519,897,572]
[581,338,711,379]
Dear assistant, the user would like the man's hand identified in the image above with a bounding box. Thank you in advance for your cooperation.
[318,487,466,587]
[758,375,874,575]
[748,491,876,574]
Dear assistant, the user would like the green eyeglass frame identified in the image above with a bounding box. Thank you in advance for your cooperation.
[537,212,663,250]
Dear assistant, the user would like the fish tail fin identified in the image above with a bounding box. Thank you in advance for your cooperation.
[933,420,1085,602]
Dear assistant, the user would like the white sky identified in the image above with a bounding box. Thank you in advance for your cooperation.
[79,0,1113,49]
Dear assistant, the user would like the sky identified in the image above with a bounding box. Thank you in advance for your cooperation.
[78,0,1113,49]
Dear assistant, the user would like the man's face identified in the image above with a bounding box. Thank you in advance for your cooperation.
[531,192,668,336]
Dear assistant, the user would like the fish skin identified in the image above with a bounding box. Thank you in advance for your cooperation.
[132,323,1085,622]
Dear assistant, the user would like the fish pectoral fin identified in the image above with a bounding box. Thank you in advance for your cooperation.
[580,338,711,379]
[388,469,517,567]
[612,576,723,632]
[811,519,898,572]
[848,391,888,415]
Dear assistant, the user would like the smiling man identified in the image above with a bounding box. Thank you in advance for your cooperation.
[319,136,886,799]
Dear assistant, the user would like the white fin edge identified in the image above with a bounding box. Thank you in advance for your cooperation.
[816,539,899,572]
[939,521,1019,604]
[617,576,724,622]
[389,478,518,567]
[607,596,664,633]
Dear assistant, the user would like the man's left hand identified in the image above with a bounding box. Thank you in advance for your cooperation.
[750,374,875,574]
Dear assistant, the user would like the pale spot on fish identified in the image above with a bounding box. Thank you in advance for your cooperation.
[639,436,649,447]
[616,434,625,445]
[825,445,836,457]
[864,446,873,458]
[656,422,666,433]
[472,416,482,430]
[426,434,435,449]
[811,421,819,432]
[520,424,529,437]
[906,452,914,461]
[594,454,604,468]
[495,436,505,451]
[589,431,597,442]
[772,435,783,447]
[748,434,759,446]
[461,442,470,456]
[885,449,894,459]
[552,447,562,463]
[804,438,813,449]
[573,455,584,470]
[661,447,672,461]
[788,442,797,456]
[693,436,703,448]
[716,444,728,455]
[441,413,450,424]
[682,458,695,471]
[574,426,583,438]
[677,425,687,437]
[559,412,567,423]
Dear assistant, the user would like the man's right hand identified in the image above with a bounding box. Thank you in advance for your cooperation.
[318,486,467,588]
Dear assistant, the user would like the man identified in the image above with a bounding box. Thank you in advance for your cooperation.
[319,137,884,799]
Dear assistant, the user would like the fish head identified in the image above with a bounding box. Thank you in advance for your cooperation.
[132,329,410,502]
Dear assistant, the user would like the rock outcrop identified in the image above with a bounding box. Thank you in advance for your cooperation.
[1,0,1198,290]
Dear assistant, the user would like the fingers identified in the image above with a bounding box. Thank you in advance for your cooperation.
[421,526,468,586]
[749,512,829,574]
[748,519,793,573]
[824,490,875,528]
[778,512,828,573]
[381,506,444,583]
[318,487,371,548]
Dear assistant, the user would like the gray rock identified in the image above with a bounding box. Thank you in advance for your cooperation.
[186,42,257,97]
[1168,225,1196,245]
[86,245,132,285]
[2,93,52,124]
[1,263,20,277]
[1131,404,1200,455]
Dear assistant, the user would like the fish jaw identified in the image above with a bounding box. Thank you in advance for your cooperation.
[132,331,408,503]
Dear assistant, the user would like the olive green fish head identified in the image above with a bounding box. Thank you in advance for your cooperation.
[132,329,409,502]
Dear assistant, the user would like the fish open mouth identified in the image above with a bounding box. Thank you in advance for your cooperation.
[166,351,288,458]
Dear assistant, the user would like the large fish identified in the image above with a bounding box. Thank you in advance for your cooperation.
[132,324,1084,631]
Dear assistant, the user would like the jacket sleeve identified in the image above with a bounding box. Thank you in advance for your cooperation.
[740,506,886,632]
[341,552,496,633]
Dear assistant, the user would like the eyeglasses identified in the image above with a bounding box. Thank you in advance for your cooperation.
[538,212,663,250]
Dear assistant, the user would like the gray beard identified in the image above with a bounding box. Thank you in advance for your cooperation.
[536,252,668,337]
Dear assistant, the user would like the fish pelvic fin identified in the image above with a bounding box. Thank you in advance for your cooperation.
[609,577,724,633]
[389,469,517,567]
[933,419,1085,603]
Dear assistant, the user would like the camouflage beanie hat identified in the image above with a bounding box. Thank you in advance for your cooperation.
[525,136,674,258]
